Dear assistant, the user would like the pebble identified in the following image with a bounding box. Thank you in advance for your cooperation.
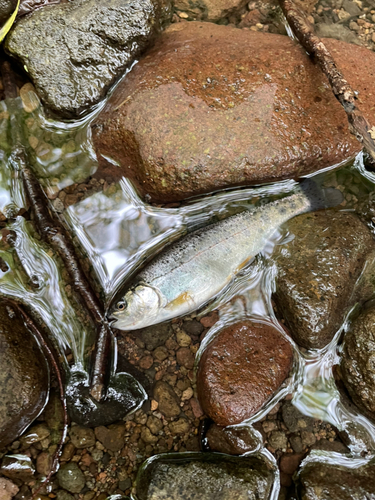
[206,424,260,455]
[0,478,18,500]
[69,426,95,449]
[94,424,126,452]
[57,463,86,493]
[153,381,181,418]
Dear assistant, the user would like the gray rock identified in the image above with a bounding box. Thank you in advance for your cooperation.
[315,23,361,45]
[274,211,374,349]
[57,463,85,494]
[69,425,96,449]
[342,0,362,16]
[136,453,275,500]
[0,0,17,25]
[56,491,75,500]
[340,306,375,419]
[136,323,173,351]
[0,302,49,449]
[298,459,375,499]
[6,0,170,117]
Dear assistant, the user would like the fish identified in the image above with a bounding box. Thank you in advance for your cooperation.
[109,179,343,331]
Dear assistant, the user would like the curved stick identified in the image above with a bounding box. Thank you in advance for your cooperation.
[279,0,375,163]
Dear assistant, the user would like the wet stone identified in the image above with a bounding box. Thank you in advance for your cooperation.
[197,320,293,426]
[136,453,275,500]
[274,211,374,350]
[340,306,375,419]
[94,424,126,452]
[6,0,170,117]
[0,0,17,24]
[282,402,314,433]
[0,456,35,482]
[0,303,49,449]
[136,323,173,351]
[55,491,74,500]
[153,381,181,418]
[92,22,375,203]
[174,0,246,22]
[206,424,260,455]
[20,423,50,446]
[298,459,375,499]
[69,426,95,449]
[57,462,85,494]
[0,478,18,500]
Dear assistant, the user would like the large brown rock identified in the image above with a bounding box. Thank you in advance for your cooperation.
[274,211,374,350]
[0,302,49,449]
[196,320,293,426]
[340,306,375,419]
[92,22,375,203]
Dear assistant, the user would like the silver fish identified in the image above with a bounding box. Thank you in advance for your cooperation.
[110,179,342,330]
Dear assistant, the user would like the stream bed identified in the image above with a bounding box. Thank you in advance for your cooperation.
[2,0,375,498]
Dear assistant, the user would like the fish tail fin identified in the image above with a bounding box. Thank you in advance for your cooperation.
[299,177,344,211]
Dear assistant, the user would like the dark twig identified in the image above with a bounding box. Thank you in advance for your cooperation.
[1,61,112,401]
[279,0,375,163]
[6,299,68,498]
[19,153,112,401]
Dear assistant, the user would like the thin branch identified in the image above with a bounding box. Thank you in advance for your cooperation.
[19,153,112,401]
[279,0,375,163]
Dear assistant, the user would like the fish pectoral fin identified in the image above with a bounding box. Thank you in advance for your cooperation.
[235,255,255,273]
[166,291,195,310]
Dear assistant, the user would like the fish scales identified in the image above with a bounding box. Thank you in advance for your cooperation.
[110,182,332,331]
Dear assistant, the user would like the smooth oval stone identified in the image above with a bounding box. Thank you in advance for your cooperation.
[136,452,275,500]
[340,306,375,419]
[196,320,294,426]
[92,22,375,203]
[273,211,374,350]
[298,459,375,499]
[0,302,49,449]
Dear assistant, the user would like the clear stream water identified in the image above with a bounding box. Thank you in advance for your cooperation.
[2,78,375,496]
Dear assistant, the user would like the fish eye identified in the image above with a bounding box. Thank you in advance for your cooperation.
[116,300,127,311]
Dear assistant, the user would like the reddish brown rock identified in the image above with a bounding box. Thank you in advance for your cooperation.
[196,321,293,426]
[92,22,375,203]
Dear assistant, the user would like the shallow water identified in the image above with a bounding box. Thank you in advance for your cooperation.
[2,81,375,495]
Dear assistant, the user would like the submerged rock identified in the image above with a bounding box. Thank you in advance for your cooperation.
[136,452,275,500]
[196,320,294,426]
[298,459,375,499]
[273,211,374,350]
[0,477,18,500]
[340,306,375,419]
[6,0,170,117]
[92,22,375,203]
[205,424,260,455]
[0,302,49,450]
[174,0,246,22]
